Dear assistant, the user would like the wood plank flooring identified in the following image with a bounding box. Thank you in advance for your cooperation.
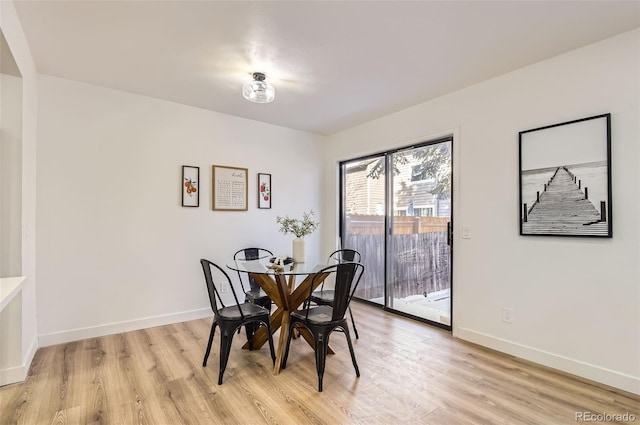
[1,302,638,424]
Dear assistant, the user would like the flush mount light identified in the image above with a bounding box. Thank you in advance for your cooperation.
[242,72,275,104]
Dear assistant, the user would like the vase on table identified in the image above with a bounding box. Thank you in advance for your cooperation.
[292,237,305,263]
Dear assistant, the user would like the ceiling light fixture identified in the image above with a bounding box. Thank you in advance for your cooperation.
[242,72,275,104]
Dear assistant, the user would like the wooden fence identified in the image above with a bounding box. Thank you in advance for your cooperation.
[346,215,449,234]
[345,231,451,300]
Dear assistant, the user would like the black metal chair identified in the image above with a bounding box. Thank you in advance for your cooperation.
[200,259,275,385]
[233,248,273,344]
[282,261,364,392]
[307,249,362,339]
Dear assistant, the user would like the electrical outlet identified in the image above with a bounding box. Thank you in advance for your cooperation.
[220,280,230,293]
[502,307,513,324]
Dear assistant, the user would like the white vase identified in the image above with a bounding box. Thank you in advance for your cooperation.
[292,237,305,263]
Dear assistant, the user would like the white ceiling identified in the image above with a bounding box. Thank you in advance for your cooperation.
[12,1,640,135]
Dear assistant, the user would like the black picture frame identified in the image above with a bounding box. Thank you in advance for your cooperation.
[258,173,272,209]
[181,165,199,207]
[519,113,612,237]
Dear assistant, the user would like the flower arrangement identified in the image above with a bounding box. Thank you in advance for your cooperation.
[276,210,319,238]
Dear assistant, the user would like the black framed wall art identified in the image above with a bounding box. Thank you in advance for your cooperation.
[519,113,612,237]
[258,173,271,209]
[181,165,199,207]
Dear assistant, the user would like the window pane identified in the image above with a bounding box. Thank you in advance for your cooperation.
[342,157,386,305]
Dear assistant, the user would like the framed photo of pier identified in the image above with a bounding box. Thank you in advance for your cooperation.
[212,165,248,211]
[519,113,611,237]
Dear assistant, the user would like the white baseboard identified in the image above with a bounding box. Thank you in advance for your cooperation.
[456,327,640,396]
[0,335,38,387]
[38,308,211,347]
[23,334,37,373]
[0,364,25,386]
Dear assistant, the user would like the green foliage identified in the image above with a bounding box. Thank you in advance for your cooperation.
[276,210,319,238]
[366,155,408,179]
[412,143,451,199]
[365,143,451,199]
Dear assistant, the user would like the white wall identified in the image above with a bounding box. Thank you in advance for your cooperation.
[0,73,22,277]
[0,0,39,384]
[6,1,638,394]
[324,29,640,394]
[36,75,325,344]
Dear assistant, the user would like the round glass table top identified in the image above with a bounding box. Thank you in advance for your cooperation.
[227,256,329,276]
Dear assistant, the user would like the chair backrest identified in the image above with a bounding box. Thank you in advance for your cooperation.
[307,262,364,322]
[200,259,244,318]
[234,247,273,261]
[233,248,273,293]
[321,249,362,291]
[328,249,361,264]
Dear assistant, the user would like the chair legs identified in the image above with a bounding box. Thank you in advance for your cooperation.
[283,322,358,392]
[343,325,360,377]
[314,333,329,392]
[245,324,254,350]
[217,328,235,385]
[348,306,359,339]
[203,318,276,385]
[203,321,217,367]
[281,325,294,370]
[265,321,276,364]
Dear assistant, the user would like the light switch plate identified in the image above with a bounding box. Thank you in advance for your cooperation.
[462,225,471,239]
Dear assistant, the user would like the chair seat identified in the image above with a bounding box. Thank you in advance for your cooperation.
[292,305,337,325]
[309,289,359,340]
[218,302,269,320]
[310,289,334,304]
[246,288,269,301]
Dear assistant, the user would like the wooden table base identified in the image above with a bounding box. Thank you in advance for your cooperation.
[241,271,333,374]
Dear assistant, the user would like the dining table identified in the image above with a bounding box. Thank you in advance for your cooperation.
[227,257,334,374]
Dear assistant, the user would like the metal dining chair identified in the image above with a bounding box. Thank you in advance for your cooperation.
[200,259,275,384]
[307,249,362,339]
[233,248,273,345]
[282,261,365,392]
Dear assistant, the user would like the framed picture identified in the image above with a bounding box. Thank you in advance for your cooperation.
[519,113,611,237]
[212,165,248,211]
[181,166,199,207]
[258,173,272,209]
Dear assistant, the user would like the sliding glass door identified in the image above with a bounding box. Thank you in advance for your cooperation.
[340,138,452,328]
[341,154,387,306]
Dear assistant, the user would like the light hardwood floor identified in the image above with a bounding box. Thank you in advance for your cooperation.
[1,302,638,424]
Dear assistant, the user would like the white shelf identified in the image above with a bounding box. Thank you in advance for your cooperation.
[0,276,25,312]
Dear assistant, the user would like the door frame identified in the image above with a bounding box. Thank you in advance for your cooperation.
[339,135,454,331]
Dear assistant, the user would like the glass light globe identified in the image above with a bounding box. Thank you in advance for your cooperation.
[242,73,275,103]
